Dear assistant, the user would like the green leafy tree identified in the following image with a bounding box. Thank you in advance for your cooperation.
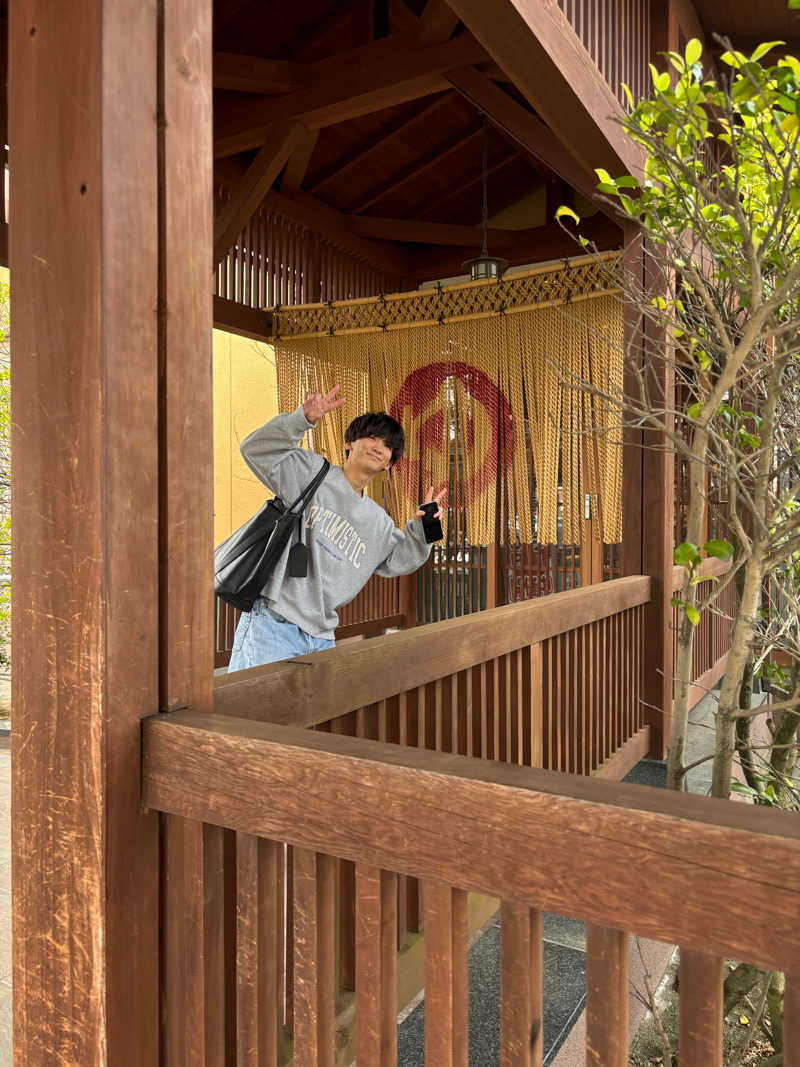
[560,38,800,1060]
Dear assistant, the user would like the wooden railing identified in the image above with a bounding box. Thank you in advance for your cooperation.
[671,557,735,707]
[215,573,411,668]
[201,579,653,1062]
[143,710,800,1066]
[214,576,650,777]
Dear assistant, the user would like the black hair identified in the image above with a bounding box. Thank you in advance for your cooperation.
[344,411,405,468]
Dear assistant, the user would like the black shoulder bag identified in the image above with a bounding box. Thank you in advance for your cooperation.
[213,459,330,612]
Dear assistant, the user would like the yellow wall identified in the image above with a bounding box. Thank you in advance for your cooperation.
[213,328,279,545]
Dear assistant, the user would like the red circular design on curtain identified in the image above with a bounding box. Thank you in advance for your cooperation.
[389,361,514,506]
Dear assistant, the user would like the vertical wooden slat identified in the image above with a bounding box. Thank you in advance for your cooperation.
[236,833,260,1065]
[678,949,723,1067]
[355,865,398,1066]
[293,849,336,1067]
[500,902,544,1066]
[424,883,468,1067]
[586,924,629,1067]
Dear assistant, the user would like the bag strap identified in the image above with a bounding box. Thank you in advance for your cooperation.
[286,458,330,515]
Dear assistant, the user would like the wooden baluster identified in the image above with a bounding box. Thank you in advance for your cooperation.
[586,924,629,1067]
[678,949,723,1067]
[355,865,398,1066]
[424,883,468,1067]
[293,849,336,1067]
[500,903,544,1067]
[572,628,581,773]
[236,834,283,1064]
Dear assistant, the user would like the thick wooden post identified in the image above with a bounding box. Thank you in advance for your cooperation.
[621,227,673,759]
[10,1,213,1064]
[158,0,216,1063]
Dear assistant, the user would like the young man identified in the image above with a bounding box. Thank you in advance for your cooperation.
[227,386,445,670]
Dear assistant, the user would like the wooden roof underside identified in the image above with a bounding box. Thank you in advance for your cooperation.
[212,0,626,285]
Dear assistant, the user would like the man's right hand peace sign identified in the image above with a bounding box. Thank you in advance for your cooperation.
[302,386,345,425]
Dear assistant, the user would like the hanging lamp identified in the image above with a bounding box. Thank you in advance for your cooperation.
[462,112,509,282]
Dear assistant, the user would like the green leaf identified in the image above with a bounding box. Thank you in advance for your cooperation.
[674,541,700,567]
[555,205,580,224]
[686,605,700,627]
[789,0,800,10]
[684,38,702,67]
[749,41,785,62]
[702,539,734,561]
[687,401,702,420]
[730,781,759,798]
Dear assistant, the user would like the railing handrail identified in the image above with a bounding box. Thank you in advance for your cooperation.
[214,574,650,727]
[144,710,800,974]
[671,556,732,590]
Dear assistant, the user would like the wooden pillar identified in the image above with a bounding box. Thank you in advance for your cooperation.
[621,226,674,760]
[10,1,213,1064]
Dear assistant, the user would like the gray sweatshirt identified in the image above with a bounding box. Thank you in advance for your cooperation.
[240,406,431,640]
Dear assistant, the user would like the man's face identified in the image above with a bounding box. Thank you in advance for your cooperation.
[346,435,393,473]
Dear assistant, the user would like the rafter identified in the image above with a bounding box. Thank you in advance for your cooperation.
[349,124,482,214]
[213,31,487,158]
[281,1,355,61]
[347,215,518,247]
[263,190,410,278]
[280,130,320,195]
[416,0,461,44]
[388,0,610,211]
[307,95,451,195]
[213,122,308,263]
[445,67,603,211]
[415,148,518,221]
[213,53,302,94]
[442,0,643,178]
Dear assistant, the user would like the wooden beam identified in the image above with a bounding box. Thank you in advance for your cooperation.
[415,147,518,220]
[442,0,643,179]
[214,121,307,263]
[213,52,302,94]
[280,129,320,195]
[349,124,482,213]
[213,32,487,156]
[307,95,450,195]
[10,1,162,1062]
[213,296,273,339]
[143,711,800,975]
[263,189,410,278]
[282,0,355,61]
[347,214,517,247]
[409,215,621,281]
[416,0,461,44]
[444,67,605,210]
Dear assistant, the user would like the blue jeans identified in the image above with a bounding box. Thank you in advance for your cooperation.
[227,597,335,672]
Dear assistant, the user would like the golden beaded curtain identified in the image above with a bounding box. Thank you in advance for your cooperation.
[272,255,624,547]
